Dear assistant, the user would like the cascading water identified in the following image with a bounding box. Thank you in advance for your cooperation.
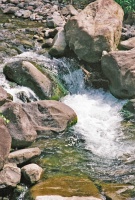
[1,51,135,186]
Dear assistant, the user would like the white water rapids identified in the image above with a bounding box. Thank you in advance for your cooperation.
[1,52,135,164]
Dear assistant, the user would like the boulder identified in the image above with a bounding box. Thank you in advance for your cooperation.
[119,37,135,50]
[49,28,67,57]
[21,163,43,184]
[0,118,11,170]
[22,100,77,134]
[0,86,12,106]
[0,163,21,188]
[8,147,41,165]
[101,48,135,99]
[3,60,67,100]
[0,102,37,148]
[65,0,124,63]
[46,12,65,28]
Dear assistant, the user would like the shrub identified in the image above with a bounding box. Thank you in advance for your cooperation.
[115,0,135,14]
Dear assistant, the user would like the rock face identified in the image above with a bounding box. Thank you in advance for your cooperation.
[21,163,43,184]
[0,163,21,188]
[8,147,41,165]
[0,118,11,170]
[3,60,67,100]
[22,100,77,134]
[65,0,124,63]
[101,48,135,99]
[0,102,37,148]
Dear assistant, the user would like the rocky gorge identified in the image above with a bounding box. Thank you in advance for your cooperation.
[0,0,135,199]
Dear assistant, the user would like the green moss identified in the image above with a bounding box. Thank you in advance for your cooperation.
[30,61,68,100]
[98,182,135,200]
[29,175,101,199]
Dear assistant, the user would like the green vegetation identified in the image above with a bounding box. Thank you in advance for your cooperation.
[0,113,10,123]
[115,0,135,14]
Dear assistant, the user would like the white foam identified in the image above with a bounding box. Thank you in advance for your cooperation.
[62,89,134,159]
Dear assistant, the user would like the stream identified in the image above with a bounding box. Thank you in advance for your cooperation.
[1,13,135,200]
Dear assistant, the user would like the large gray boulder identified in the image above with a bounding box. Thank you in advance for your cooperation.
[0,118,11,170]
[0,102,37,148]
[22,100,77,134]
[0,100,77,148]
[101,48,135,99]
[3,60,67,100]
[65,0,124,63]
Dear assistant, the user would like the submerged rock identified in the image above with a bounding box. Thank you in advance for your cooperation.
[65,0,124,63]
[29,176,101,199]
[36,196,102,200]
[101,48,135,99]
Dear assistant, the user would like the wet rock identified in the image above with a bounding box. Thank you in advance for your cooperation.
[119,37,135,50]
[65,0,124,63]
[0,102,37,148]
[0,86,12,106]
[8,147,41,165]
[0,163,21,188]
[49,28,67,57]
[3,60,67,100]
[22,100,77,134]
[0,118,11,170]
[21,163,43,184]
[101,182,135,200]
[101,48,135,99]
[30,176,101,199]
[36,196,102,200]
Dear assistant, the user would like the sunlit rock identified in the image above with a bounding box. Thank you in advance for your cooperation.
[0,163,21,188]
[65,0,124,63]
[21,164,43,184]
[101,48,135,98]
[8,147,41,165]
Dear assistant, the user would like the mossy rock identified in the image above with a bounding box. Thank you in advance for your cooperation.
[29,176,101,199]
[98,182,135,200]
